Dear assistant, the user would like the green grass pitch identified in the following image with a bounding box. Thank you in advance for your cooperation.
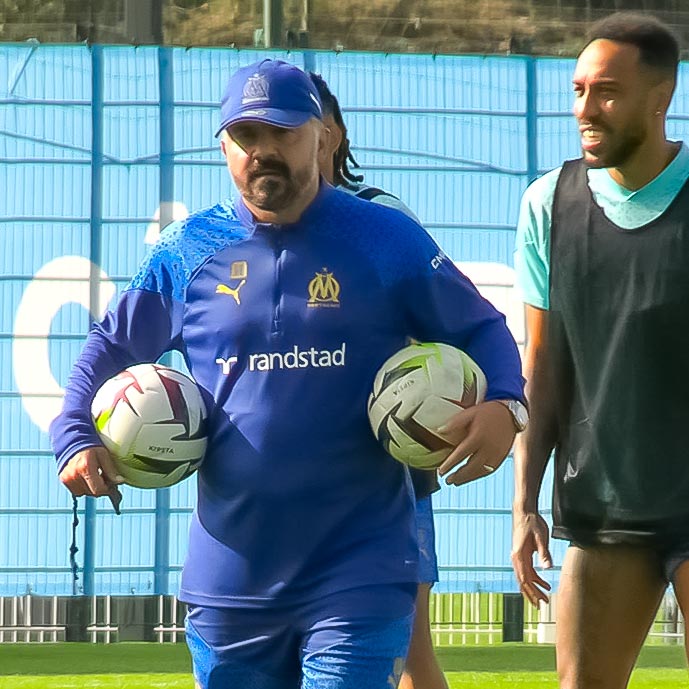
[0,642,685,688]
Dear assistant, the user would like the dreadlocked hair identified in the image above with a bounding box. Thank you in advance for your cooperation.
[309,72,364,187]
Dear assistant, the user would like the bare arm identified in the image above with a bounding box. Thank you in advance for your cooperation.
[511,304,559,606]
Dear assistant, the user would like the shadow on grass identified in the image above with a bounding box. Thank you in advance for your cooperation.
[0,642,685,676]
[0,643,192,676]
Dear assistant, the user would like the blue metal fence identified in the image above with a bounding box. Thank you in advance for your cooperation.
[2,45,688,597]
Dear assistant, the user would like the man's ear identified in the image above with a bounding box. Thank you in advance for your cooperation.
[324,123,343,156]
[220,131,229,157]
[315,121,335,165]
[651,78,675,119]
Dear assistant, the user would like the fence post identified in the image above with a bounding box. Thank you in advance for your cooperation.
[502,593,524,642]
[263,0,283,47]
[302,51,316,74]
[125,0,163,44]
[83,43,106,599]
[525,55,539,184]
[153,45,175,597]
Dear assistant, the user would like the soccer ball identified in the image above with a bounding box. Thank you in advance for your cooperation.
[91,363,208,489]
[367,342,487,469]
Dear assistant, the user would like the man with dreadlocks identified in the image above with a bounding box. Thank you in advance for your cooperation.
[310,72,447,689]
[309,72,420,221]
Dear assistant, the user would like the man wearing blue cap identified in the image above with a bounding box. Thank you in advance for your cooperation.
[52,59,526,688]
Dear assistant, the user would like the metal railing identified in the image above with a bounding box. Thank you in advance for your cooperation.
[3,592,680,645]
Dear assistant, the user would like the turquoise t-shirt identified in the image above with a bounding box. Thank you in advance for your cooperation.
[515,142,689,309]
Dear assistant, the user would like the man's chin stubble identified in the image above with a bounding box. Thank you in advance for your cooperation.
[246,179,295,211]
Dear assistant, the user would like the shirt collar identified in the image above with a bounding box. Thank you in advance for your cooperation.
[588,141,689,200]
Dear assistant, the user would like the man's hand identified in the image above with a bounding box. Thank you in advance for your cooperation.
[436,401,516,486]
[511,510,552,607]
[60,446,124,513]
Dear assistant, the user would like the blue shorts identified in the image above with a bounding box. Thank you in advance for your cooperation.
[416,496,439,585]
[185,584,415,689]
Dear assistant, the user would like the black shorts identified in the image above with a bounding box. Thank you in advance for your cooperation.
[569,537,689,583]
[659,540,689,583]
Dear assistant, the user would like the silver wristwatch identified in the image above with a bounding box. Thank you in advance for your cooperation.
[496,399,529,432]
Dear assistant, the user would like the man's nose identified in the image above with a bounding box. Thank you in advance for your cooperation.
[574,90,598,121]
[248,134,281,159]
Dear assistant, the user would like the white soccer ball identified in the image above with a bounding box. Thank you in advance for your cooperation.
[368,342,487,469]
[91,363,208,489]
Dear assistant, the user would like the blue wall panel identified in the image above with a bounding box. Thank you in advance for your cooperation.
[2,44,685,596]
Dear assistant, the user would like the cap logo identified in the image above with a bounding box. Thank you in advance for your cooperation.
[242,73,270,105]
[240,109,268,117]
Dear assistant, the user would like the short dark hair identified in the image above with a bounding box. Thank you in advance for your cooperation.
[308,72,363,187]
[585,12,679,83]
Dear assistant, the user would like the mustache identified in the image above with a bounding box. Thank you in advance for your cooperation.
[580,118,609,132]
[248,159,290,180]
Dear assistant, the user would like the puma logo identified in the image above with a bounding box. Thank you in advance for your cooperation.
[216,279,246,305]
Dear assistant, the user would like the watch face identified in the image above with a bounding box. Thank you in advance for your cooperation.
[498,400,528,430]
[512,402,529,430]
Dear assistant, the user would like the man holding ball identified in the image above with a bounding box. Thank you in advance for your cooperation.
[53,59,525,688]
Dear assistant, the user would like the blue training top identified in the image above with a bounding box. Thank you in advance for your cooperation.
[51,183,524,609]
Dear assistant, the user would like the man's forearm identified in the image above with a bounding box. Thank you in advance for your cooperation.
[514,306,558,513]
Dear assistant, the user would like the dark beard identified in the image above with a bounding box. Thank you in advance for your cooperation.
[240,162,311,212]
[583,122,646,169]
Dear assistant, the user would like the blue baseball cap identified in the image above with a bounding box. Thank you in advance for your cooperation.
[215,59,323,137]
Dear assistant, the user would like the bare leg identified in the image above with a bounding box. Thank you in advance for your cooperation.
[669,560,689,664]
[398,583,449,689]
[556,544,667,689]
